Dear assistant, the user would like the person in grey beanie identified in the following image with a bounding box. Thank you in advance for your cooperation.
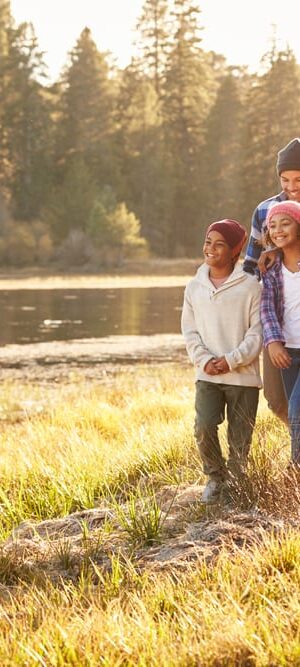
[243,137,300,423]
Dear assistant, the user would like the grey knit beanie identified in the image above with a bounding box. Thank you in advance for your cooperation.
[276,138,300,175]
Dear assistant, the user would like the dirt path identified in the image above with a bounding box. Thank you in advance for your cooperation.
[4,482,297,585]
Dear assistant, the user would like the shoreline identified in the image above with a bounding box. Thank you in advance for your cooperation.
[0,274,193,290]
[0,259,200,289]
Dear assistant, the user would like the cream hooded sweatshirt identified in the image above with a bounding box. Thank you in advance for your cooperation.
[181,262,262,387]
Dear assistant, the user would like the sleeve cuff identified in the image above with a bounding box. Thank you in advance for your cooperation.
[225,352,236,371]
[196,355,215,372]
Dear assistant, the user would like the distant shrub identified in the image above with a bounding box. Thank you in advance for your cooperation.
[0,220,54,266]
[55,229,96,266]
[88,199,148,266]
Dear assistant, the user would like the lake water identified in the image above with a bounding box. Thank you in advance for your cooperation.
[0,286,185,345]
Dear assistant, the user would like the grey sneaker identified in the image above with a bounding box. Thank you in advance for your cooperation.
[201,478,223,504]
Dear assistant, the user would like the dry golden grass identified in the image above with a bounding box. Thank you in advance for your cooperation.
[0,365,299,666]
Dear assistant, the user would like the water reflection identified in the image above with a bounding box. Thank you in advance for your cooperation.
[0,286,185,345]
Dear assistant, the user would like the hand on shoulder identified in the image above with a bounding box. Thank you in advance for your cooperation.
[257,248,278,274]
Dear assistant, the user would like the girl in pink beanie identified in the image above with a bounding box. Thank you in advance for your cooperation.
[261,200,300,469]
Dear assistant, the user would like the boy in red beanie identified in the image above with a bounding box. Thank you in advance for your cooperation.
[181,219,262,504]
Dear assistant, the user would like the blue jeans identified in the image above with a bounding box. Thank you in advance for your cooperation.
[281,348,300,464]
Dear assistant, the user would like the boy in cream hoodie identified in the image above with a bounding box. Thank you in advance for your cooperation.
[181,219,262,503]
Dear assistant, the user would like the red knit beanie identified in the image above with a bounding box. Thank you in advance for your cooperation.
[266,201,300,228]
[206,219,248,259]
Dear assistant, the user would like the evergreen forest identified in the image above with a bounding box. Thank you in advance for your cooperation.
[1,0,300,266]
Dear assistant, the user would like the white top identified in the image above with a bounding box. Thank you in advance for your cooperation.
[181,263,262,387]
[282,264,300,348]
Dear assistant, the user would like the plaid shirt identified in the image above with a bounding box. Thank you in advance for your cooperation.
[243,191,288,276]
[260,258,285,347]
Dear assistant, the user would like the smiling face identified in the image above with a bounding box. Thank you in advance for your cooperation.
[280,170,300,202]
[268,213,300,249]
[203,230,233,271]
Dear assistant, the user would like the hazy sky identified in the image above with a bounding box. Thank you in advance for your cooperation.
[10,0,300,82]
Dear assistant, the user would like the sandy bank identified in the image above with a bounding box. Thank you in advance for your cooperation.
[0,274,193,290]
[0,259,200,290]
[0,334,187,382]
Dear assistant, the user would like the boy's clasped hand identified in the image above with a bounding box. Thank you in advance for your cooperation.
[204,357,230,375]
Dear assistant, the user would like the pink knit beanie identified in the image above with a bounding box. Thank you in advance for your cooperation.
[266,201,300,228]
[206,219,248,258]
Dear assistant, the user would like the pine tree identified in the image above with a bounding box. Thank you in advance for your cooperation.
[162,0,214,254]
[241,47,300,221]
[0,21,54,220]
[116,60,169,253]
[0,0,11,222]
[199,70,245,238]
[135,0,169,98]
[57,28,116,188]
[0,0,11,56]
